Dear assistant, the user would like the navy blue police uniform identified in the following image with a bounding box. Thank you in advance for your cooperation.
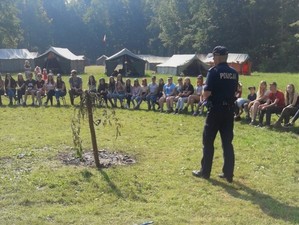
[193,46,239,183]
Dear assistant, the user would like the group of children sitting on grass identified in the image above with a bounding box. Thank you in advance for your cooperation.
[91,73,206,116]
[0,69,66,106]
[234,80,299,128]
[84,72,299,128]
[0,69,298,128]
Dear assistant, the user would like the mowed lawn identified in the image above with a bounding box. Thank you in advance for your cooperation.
[0,66,298,225]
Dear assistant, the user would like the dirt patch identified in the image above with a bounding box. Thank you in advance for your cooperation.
[0,156,13,163]
[0,156,13,168]
[58,149,136,168]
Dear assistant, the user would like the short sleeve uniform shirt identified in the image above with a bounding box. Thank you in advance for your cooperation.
[204,62,239,105]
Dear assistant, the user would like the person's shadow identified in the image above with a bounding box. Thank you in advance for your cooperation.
[98,169,124,198]
[209,179,299,223]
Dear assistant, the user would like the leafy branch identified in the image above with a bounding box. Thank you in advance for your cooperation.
[71,91,121,168]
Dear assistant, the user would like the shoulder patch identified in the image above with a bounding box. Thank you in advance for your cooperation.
[208,66,216,72]
[208,66,218,73]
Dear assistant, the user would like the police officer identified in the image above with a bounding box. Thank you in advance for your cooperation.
[192,46,239,183]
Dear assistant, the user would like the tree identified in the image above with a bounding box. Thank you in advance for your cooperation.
[148,0,192,54]
[82,0,151,58]
[71,92,121,168]
[17,0,52,51]
[10,0,299,71]
[0,0,21,48]
[46,0,93,56]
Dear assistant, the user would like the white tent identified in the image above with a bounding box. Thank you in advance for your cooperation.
[138,55,170,71]
[204,53,250,64]
[156,54,209,76]
[96,55,108,66]
[204,53,252,75]
[0,49,37,72]
[34,46,85,74]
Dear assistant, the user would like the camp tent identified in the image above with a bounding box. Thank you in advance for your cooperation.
[138,55,170,71]
[105,48,146,77]
[96,55,108,66]
[156,54,209,76]
[0,49,37,73]
[204,53,252,75]
[34,46,85,74]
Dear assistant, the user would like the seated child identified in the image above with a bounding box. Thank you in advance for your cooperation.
[235,86,257,121]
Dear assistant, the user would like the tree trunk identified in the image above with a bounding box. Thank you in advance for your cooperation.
[85,91,101,168]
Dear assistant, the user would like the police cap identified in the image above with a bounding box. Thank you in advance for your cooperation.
[212,46,228,56]
[71,69,77,74]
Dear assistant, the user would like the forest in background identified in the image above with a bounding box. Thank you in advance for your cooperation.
[0,0,299,72]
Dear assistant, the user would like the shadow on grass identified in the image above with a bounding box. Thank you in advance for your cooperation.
[45,105,73,109]
[0,104,73,109]
[98,169,124,198]
[81,169,93,181]
[209,179,299,223]
[237,118,299,135]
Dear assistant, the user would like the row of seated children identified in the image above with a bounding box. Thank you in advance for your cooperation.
[0,72,66,106]
[87,73,206,115]
[3,69,298,128]
[157,75,205,115]
[233,80,299,128]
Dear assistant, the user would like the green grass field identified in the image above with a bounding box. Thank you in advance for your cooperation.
[0,66,298,224]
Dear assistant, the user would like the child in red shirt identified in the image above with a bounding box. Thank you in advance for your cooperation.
[258,82,285,126]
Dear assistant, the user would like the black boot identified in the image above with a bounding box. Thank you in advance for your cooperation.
[147,102,151,110]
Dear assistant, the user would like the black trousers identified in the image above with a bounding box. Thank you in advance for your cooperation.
[126,94,132,107]
[259,105,283,126]
[46,89,55,105]
[276,106,299,124]
[201,106,235,178]
[69,89,83,105]
[291,108,299,123]
[17,89,25,103]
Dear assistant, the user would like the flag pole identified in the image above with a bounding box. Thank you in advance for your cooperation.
[103,34,107,55]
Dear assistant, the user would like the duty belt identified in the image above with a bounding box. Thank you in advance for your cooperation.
[209,101,235,108]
